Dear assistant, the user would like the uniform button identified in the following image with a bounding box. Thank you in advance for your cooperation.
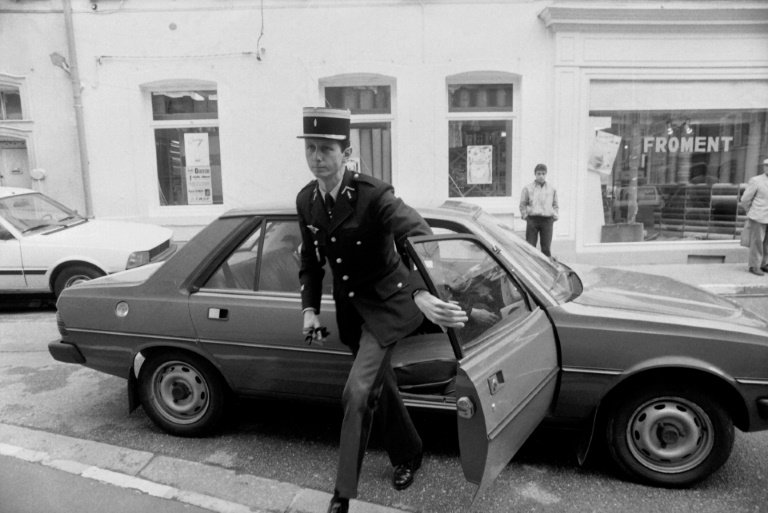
[348,291,355,298]
[356,241,361,245]
[342,275,349,281]
[331,237,336,242]
[314,240,318,246]
[354,173,360,178]
[336,258,342,263]
[397,282,403,288]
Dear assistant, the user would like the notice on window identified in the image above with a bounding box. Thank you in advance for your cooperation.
[186,166,213,205]
[467,145,493,184]
[588,130,621,176]
[184,132,210,167]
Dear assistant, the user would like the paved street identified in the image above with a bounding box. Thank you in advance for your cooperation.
[2,292,768,512]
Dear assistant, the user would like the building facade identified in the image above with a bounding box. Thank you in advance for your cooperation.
[1,0,767,264]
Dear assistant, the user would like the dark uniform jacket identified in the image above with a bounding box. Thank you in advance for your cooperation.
[296,170,431,348]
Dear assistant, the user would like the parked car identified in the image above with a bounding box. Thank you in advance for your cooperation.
[49,201,768,493]
[0,187,176,296]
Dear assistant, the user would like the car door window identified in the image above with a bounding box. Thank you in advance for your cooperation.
[259,221,303,293]
[203,225,263,290]
[411,238,530,349]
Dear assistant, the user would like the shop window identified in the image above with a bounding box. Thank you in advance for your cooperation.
[447,79,514,198]
[323,79,394,183]
[0,89,22,120]
[591,108,768,242]
[151,90,222,206]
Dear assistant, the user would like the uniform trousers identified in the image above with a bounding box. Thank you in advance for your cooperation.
[525,215,554,257]
[748,219,768,270]
[335,324,423,499]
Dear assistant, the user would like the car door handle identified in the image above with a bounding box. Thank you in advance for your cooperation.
[208,308,228,320]
[488,371,505,395]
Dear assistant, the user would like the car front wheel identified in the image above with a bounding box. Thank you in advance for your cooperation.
[605,384,734,488]
[138,351,228,437]
[53,265,105,297]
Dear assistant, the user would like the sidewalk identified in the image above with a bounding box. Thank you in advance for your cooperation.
[608,262,768,297]
[0,423,406,513]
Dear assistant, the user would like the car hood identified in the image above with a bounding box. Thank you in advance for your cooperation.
[570,264,766,327]
[35,219,171,250]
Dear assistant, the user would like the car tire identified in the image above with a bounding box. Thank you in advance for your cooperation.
[138,350,228,437]
[605,383,734,488]
[53,265,105,297]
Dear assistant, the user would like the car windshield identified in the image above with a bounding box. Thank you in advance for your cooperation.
[0,192,84,234]
[472,210,573,302]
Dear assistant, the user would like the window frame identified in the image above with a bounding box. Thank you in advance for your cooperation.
[141,80,224,211]
[445,72,520,211]
[320,74,397,183]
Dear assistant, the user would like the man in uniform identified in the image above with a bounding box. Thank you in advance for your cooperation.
[296,107,468,513]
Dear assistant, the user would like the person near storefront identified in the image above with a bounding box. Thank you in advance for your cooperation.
[740,158,768,276]
[295,107,469,513]
[519,163,559,257]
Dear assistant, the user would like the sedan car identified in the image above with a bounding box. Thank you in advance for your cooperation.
[49,201,768,494]
[0,187,176,296]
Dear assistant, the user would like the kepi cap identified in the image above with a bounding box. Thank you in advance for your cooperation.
[763,158,768,165]
[297,107,350,141]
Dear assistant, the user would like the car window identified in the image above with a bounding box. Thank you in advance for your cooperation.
[411,238,530,350]
[202,219,332,294]
[203,225,263,290]
[259,221,302,293]
[0,193,83,233]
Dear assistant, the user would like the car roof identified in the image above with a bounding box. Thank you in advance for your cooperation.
[219,200,484,223]
[0,187,37,199]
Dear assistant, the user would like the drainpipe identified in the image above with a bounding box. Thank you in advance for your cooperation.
[62,0,93,216]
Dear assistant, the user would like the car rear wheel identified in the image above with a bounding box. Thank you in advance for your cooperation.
[53,265,105,297]
[605,384,734,488]
[138,350,228,437]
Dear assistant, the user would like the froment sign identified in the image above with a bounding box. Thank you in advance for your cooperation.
[643,136,733,154]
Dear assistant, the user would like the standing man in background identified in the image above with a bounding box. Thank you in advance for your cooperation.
[740,158,768,276]
[519,163,559,257]
[295,107,468,513]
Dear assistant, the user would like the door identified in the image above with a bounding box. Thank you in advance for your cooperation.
[407,234,559,498]
[0,148,31,188]
[187,217,352,399]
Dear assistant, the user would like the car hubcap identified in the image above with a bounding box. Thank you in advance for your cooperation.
[626,396,714,474]
[152,361,209,425]
[64,275,91,289]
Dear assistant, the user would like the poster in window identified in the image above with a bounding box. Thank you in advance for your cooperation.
[467,145,493,184]
[184,132,210,166]
[186,166,213,205]
[588,130,622,176]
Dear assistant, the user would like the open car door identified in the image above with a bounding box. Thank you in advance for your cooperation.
[407,234,559,498]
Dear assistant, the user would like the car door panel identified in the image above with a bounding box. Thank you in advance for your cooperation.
[0,238,27,289]
[189,292,351,399]
[406,234,559,497]
[456,307,558,496]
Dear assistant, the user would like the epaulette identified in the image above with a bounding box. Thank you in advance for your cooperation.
[351,172,378,187]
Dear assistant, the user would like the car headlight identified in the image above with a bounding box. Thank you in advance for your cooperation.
[126,251,150,269]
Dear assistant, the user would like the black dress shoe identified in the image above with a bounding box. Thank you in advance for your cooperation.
[327,496,349,513]
[761,265,768,273]
[393,452,422,490]
[749,267,765,276]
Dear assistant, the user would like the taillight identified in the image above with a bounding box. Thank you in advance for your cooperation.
[56,311,68,337]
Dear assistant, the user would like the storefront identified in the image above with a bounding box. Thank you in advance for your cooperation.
[541,3,768,264]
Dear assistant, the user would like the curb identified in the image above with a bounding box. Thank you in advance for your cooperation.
[700,284,768,297]
[0,423,407,513]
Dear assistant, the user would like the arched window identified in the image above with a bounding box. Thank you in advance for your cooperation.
[321,74,395,183]
[141,80,222,206]
[446,72,517,198]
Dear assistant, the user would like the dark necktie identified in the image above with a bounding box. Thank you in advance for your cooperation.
[325,193,334,218]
